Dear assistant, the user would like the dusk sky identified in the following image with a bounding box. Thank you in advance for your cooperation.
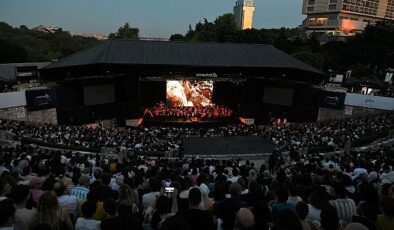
[0,0,305,38]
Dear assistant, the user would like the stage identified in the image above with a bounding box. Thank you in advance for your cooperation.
[183,136,276,159]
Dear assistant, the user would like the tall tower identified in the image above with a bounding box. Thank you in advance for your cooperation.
[234,0,255,30]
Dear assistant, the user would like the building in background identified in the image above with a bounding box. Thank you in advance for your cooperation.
[302,0,394,37]
[234,0,255,29]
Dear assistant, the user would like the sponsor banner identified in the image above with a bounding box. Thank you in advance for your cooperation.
[319,91,346,110]
[344,106,353,116]
[26,89,57,111]
[16,107,26,119]
[239,117,255,125]
[344,93,394,110]
[0,91,27,108]
[125,118,143,127]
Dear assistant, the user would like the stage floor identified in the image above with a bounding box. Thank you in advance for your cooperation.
[183,136,276,157]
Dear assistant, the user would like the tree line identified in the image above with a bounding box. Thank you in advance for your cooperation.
[170,13,394,76]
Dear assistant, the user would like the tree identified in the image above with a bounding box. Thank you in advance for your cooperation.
[170,34,185,41]
[109,23,139,40]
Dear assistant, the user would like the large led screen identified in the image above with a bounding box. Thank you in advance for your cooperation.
[166,80,213,107]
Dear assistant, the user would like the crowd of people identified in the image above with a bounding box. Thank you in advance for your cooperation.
[143,103,233,122]
[0,140,393,230]
[0,112,393,154]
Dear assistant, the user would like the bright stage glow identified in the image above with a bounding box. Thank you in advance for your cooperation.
[166,80,213,107]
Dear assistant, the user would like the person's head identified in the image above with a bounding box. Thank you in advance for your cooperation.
[87,186,101,201]
[320,204,339,230]
[309,188,327,209]
[0,199,16,227]
[275,187,289,203]
[333,183,348,199]
[103,198,117,216]
[235,208,255,230]
[160,216,191,230]
[188,187,202,207]
[149,177,162,192]
[252,200,270,229]
[295,201,309,221]
[9,184,30,204]
[381,196,394,217]
[118,184,136,207]
[273,209,302,230]
[93,168,103,180]
[53,181,66,197]
[81,200,97,218]
[156,195,171,215]
[0,175,11,196]
[288,184,299,197]
[79,175,90,187]
[357,201,378,221]
[229,183,241,197]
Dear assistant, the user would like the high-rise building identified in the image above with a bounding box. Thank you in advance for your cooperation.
[302,0,394,37]
[234,0,255,29]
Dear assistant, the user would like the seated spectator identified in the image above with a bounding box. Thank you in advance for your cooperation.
[180,187,215,230]
[234,208,255,230]
[252,200,270,230]
[70,175,90,200]
[0,199,16,230]
[306,188,328,223]
[75,200,101,230]
[9,185,37,230]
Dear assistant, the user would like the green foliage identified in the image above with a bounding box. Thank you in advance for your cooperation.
[108,22,139,40]
[0,21,98,63]
[171,14,394,75]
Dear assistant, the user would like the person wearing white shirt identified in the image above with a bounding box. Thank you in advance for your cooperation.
[54,182,79,218]
[76,200,101,230]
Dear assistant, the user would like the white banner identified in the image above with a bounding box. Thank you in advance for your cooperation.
[16,107,26,118]
[344,93,394,111]
[125,119,143,127]
[344,106,353,116]
[0,90,27,108]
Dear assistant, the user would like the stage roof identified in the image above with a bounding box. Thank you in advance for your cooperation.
[43,40,325,82]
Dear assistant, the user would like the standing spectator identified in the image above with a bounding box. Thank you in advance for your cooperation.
[0,199,16,230]
[377,196,394,230]
[10,185,37,230]
[118,184,138,214]
[271,187,295,217]
[320,204,340,230]
[142,177,161,211]
[36,191,73,230]
[75,200,101,230]
[54,181,79,219]
[234,208,255,230]
[29,177,45,205]
[329,183,357,225]
[181,187,215,230]
[0,175,11,201]
[295,202,312,230]
[96,173,118,201]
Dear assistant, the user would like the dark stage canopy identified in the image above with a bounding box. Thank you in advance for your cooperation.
[43,40,324,81]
